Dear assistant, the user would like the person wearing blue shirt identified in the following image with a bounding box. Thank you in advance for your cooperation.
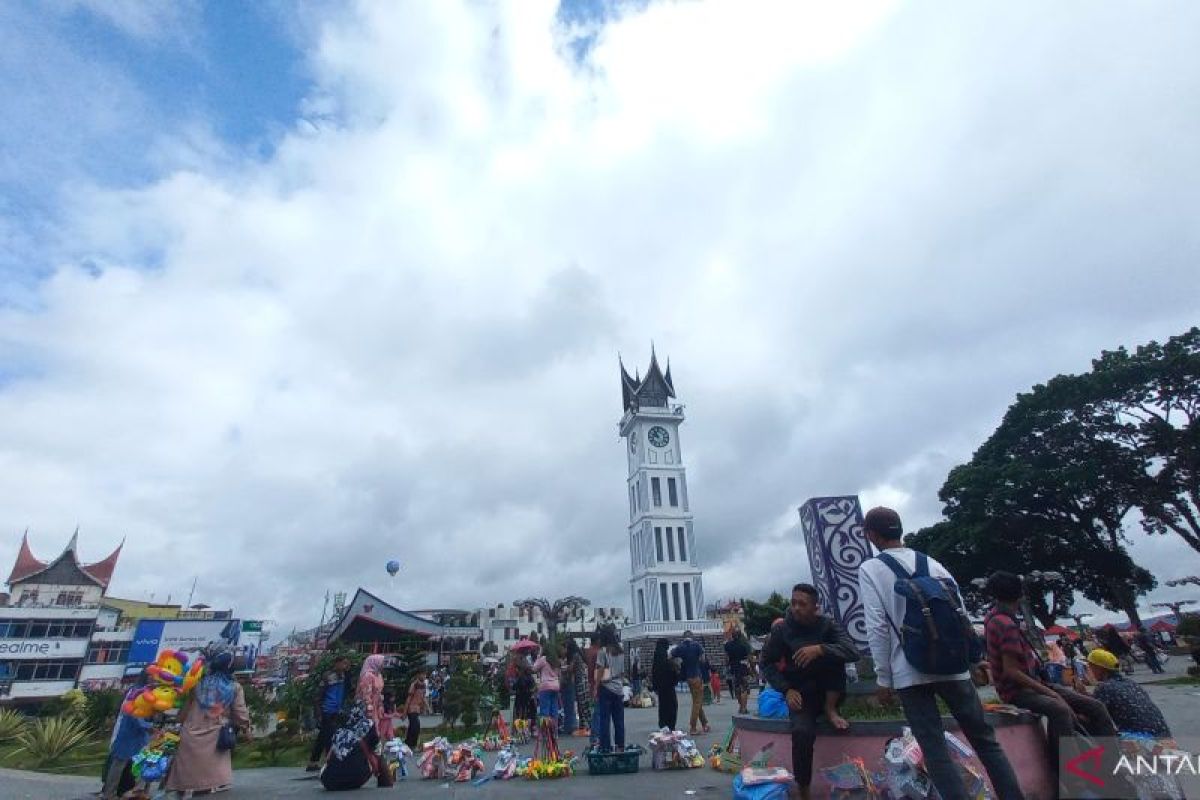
[670,632,709,735]
[102,711,154,799]
[306,655,352,772]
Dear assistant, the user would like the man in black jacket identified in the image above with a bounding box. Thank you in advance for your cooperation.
[762,583,859,800]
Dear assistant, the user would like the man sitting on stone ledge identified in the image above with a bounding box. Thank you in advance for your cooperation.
[761,582,858,800]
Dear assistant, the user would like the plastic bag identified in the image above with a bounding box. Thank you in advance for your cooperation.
[733,773,791,800]
[757,687,789,719]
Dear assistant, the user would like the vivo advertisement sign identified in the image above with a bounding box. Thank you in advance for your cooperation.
[127,619,240,669]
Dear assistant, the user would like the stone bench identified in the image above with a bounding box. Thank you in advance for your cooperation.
[732,711,1054,800]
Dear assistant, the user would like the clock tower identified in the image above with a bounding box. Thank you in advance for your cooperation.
[618,348,720,644]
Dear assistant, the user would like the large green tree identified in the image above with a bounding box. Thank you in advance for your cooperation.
[916,343,1165,627]
[1084,327,1200,554]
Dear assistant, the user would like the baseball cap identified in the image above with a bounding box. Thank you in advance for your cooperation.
[863,506,903,539]
[1086,648,1119,671]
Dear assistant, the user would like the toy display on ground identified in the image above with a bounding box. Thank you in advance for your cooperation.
[649,727,705,770]
[450,741,486,782]
[813,727,994,800]
[733,765,796,800]
[418,736,453,780]
[520,718,574,779]
[710,727,742,773]
[492,744,520,780]
[511,718,532,745]
[382,738,412,781]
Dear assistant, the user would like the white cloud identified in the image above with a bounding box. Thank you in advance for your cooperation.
[2,1,1199,631]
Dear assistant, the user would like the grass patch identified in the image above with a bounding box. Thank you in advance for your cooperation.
[0,737,110,777]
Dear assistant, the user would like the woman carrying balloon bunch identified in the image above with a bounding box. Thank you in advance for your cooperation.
[166,642,250,796]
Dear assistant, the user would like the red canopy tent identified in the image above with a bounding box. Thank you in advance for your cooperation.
[1044,625,1080,639]
[1150,619,1177,633]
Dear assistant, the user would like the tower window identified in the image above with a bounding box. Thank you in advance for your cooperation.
[651,477,662,507]
[672,583,682,621]
[666,450,674,464]
[667,477,678,506]
[654,527,664,562]
[678,528,688,562]
[636,480,642,511]
[629,486,635,518]
[660,584,669,622]
[649,450,657,464]
[683,583,694,620]
[665,526,676,561]
[638,589,645,623]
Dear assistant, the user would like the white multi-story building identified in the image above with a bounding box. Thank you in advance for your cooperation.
[1,532,123,703]
[618,350,720,644]
[463,604,628,654]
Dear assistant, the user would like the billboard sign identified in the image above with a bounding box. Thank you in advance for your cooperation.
[127,619,240,670]
[0,638,89,660]
[234,621,267,672]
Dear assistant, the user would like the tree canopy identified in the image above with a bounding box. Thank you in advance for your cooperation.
[906,327,1200,628]
[741,591,788,636]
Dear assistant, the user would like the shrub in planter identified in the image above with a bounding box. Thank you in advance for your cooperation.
[38,689,87,719]
[82,688,124,733]
[12,716,93,766]
[0,708,28,743]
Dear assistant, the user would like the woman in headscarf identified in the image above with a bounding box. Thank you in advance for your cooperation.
[651,637,679,731]
[320,702,381,791]
[356,654,387,739]
[166,642,250,796]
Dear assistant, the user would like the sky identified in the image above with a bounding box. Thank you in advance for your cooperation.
[1,0,1198,635]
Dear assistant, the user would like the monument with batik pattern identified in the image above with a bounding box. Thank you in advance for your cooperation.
[799,495,872,656]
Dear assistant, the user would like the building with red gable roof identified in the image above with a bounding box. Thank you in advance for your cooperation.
[2,531,124,705]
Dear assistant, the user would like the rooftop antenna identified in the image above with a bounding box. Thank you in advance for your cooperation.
[186,576,198,608]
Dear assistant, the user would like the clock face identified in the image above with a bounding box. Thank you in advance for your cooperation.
[648,425,670,448]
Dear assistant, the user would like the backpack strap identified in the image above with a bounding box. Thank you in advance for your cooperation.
[913,552,930,578]
[876,552,911,580]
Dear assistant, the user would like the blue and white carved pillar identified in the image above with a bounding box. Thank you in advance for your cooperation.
[799,495,872,656]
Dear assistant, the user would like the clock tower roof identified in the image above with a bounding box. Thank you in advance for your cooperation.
[620,347,677,412]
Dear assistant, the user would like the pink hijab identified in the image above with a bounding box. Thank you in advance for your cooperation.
[357,655,386,727]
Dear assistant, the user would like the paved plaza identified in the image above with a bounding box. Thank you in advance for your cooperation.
[3,660,1198,800]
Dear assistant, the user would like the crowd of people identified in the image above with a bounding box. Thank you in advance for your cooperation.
[96,504,1183,798]
[761,505,1177,800]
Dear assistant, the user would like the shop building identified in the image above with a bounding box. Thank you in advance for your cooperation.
[1,532,122,704]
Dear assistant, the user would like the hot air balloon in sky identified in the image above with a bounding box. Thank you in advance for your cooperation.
[386,560,400,577]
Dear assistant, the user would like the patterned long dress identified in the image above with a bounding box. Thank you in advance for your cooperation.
[571,652,592,731]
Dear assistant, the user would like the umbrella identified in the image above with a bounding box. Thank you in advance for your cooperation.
[511,638,539,654]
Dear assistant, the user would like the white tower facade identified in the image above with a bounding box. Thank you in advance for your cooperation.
[619,350,720,641]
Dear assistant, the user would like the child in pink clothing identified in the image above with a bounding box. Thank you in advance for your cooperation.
[531,650,561,732]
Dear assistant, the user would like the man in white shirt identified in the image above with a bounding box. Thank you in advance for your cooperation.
[858,507,1024,800]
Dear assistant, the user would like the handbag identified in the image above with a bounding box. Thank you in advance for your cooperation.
[216,722,237,752]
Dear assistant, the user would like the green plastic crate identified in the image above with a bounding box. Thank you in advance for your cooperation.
[586,745,645,775]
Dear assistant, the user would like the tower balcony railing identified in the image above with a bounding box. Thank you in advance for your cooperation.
[620,619,722,639]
